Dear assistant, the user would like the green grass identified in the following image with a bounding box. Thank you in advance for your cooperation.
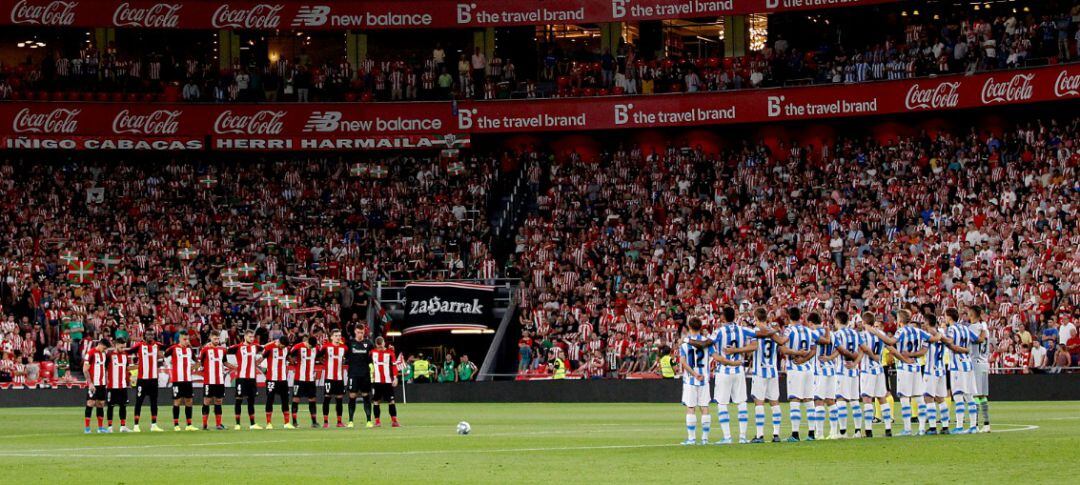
[0,401,1074,483]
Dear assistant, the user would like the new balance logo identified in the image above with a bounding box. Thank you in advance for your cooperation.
[303,111,341,132]
[291,4,329,26]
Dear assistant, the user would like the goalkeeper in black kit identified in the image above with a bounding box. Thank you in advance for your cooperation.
[346,325,376,428]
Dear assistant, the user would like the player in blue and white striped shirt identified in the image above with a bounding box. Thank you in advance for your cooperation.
[678,318,714,445]
[832,311,864,439]
[778,307,817,442]
[807,312,837,441]
[707,307,758,444]
[921,314,949,435]
[865,309,929,435]
[858,311,894,437]
[943,307,987,434]
[748,307,784,443]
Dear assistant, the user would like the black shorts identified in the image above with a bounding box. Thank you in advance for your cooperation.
[136,379,157,398]
[235,378,257,399]
[266,380,289,399]
[372,383,395,402]
[172,382,193,399]
[293,381,317,398]
[347,374,371,394]
[106,388,128,405]
[87,386,107,402]
[204,384,226,399]
[324,379,345,396]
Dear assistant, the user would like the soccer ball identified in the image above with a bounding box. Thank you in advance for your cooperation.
[456,421,471,435]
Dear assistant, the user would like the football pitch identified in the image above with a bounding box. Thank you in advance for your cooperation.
[0,401,1074,483]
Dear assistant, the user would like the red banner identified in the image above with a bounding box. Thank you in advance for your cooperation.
[455,64,1080,133]
[0,0,901,30]
[2,65,1078,150]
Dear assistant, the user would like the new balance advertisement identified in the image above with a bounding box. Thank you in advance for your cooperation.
[403,282,494,335]
[0,0,902,30]
[2,64,1078,150]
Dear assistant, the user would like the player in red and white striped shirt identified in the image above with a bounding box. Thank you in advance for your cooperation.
[227,330,264,430]
[290,337,320,428]
[197,334,229,430]
[128,332,163,432]
[370,337,400,427]
[262,336,292,428]
[165,332,197,430]
[320,330,348,427]
[105,339,133,432]
[83,339,108,433]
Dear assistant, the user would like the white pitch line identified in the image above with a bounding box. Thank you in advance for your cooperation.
[986,424,1039,433]
[0,443,681,459]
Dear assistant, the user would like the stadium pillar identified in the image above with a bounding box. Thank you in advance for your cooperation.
[600,23,622,56]
[347,32,366,76]
[94,28,114,80]
[474,28,495,60]
[217,30,241,71]
[723,15,749,58]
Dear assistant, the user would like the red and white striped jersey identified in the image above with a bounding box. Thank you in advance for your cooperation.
[262,342,290,381]
[199,345,228,385]
[321,343,347,381]
[129,341,160,380]
[292,344,319,382]
[165,345,194,382]
[371,348,398,384]
[106,350,130,389]
[229,343,262,379]
[85,348,107,386]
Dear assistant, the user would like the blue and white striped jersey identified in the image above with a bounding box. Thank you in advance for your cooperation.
[679,334,714,386]
[859,330,885,375]
[784,324,818,372]
[751,331,779,379]
[813,330,836,377]
[920,326,946,375]
[712,324,757,375]
[894,325,931,372]
[946,324,979,372]
[925,329,948,377]
[833,327,861,377]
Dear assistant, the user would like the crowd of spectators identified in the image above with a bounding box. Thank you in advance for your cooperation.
[2,5,1078,102]
[511,118,1079,378]
[0,154,500,385]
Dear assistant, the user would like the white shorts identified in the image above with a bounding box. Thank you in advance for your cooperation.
[786,370,814,400]
[836,374,860,400]
[859,373,887,398]
[973,363,990,396]
[895,369,924,398]
[949,369,976,395]
[681,384,711,408]
[812,373,836,400]
[713,373,748,405]
[750,375,779,402]
[922,374,947,398]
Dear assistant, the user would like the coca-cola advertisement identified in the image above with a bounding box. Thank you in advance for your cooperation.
[1,0,902,30]
[0,64,1076,150]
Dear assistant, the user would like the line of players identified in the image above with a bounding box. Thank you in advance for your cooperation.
[679,305,992,445]
[81,325,402,433]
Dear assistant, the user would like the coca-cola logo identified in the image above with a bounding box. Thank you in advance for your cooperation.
[981,73,1035,104]
[10,0,78,25]
[211,3,283,29]
[112,109,181,135]
[1054,70,1080,98]
[904,81,961,110]
[213,110,286,135]
[112,2,181,28]
[12,108,80,133]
